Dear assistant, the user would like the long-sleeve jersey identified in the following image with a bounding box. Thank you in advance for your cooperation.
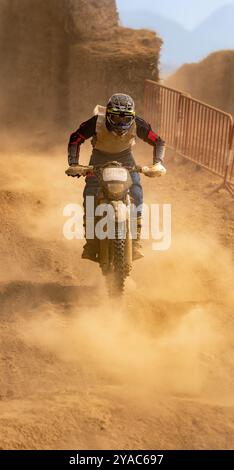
[68,115,165,166]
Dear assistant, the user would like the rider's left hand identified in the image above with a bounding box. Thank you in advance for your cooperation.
[142,162,167,177]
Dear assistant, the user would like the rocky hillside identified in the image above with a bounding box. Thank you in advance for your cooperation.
[166,50,234,116]
[0,0,161,139]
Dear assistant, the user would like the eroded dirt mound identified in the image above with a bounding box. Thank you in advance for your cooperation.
[166,50,234,116]
[0,147,233,449]
[0,0,161,133]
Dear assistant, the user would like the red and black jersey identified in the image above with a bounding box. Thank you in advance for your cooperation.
[68,115,165,166]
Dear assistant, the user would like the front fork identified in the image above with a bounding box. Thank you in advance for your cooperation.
[123,195,133,269]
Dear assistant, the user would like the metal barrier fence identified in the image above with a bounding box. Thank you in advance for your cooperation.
[144,80,234,196]
[227,125,234,195]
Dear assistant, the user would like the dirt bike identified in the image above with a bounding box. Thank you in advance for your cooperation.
[66,161,147,296]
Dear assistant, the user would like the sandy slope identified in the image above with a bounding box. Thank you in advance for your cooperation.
[166,50,234,117]
[0,144,233,450]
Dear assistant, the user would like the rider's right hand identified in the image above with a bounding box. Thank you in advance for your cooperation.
[65,166,81,178]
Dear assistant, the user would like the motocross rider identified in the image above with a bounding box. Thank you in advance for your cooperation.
[67,93,166,261]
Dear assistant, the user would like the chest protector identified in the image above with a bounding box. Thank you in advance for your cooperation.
[93,109,136,154]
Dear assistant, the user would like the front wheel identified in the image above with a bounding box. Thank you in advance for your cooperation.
[106,238,126,297]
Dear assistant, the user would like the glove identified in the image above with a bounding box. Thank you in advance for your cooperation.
[142,162,167,178]
[65,166,81,178]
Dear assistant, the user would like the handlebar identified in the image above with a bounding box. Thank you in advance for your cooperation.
[65,164,145,178]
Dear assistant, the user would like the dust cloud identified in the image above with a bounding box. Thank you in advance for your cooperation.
[16,231,232,402]
[0,146,233,449]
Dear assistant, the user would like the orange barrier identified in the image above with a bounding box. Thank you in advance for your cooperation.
[225,124,234,196]
[144,80,234,196]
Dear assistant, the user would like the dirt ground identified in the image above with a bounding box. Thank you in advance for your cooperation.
[0,140,233,450]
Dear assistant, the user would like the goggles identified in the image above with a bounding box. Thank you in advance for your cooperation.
[107,111,135,125]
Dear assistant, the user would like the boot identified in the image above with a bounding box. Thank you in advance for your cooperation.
[82,212,98,262]
[82,239,98,262]
[132,215,144,261]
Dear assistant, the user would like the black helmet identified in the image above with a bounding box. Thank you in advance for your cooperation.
[106,94,135,136]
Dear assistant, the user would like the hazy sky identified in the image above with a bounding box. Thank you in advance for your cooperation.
[116,0,234,29]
